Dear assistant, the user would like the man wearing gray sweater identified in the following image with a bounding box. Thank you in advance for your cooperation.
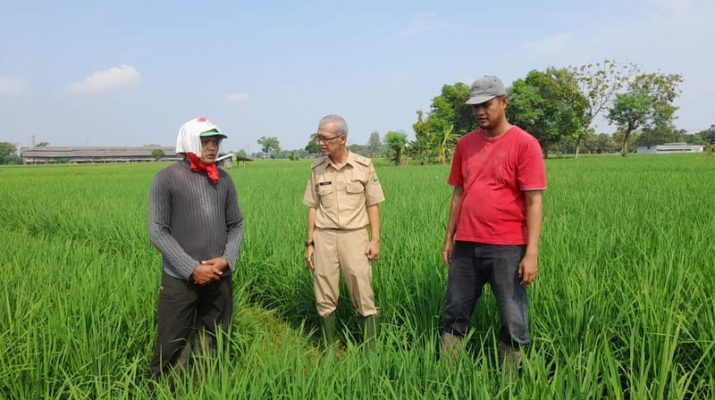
[148,117,244,376]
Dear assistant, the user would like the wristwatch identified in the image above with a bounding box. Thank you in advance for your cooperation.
[304,240,314,247]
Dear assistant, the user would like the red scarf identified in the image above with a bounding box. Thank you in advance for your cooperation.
[187,152,220,183]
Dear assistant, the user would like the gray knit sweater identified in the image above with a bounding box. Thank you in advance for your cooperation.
[148,159,244,280]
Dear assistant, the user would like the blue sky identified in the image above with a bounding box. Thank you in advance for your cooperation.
[1,0,713,152]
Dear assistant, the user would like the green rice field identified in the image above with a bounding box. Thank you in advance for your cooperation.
[1,154,713,399]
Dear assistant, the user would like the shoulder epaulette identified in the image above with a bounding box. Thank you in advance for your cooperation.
[353,154,370,166]
[311,157,328,169]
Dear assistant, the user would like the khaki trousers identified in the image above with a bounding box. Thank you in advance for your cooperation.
[313,227,377,317]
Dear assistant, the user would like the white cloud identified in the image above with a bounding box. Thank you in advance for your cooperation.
[0,76,26,95]
[66,64,140,94]
[225,92,249,103]
[399,14,460,38]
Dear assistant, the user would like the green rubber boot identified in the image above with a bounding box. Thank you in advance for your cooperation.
[320,313,337,348]
[363,314,380,346]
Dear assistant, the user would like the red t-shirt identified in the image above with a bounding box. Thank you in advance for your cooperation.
[448,126,546,245]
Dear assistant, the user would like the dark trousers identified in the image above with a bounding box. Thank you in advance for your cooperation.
[442,242,530,347]
[150,271,233,376]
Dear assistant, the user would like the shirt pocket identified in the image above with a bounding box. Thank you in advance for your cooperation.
[345,181,365,211]
[318,183,336,209]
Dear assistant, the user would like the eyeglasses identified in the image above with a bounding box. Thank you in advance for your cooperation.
[315,135,342,143]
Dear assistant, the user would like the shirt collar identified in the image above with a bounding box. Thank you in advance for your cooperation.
[326,150,355,170]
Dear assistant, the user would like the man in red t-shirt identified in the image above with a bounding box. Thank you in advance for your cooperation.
[440,76,546,371]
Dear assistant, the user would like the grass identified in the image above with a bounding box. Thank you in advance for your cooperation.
[0,154,713,399]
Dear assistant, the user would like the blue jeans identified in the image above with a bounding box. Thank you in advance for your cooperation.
[442,241,530,347]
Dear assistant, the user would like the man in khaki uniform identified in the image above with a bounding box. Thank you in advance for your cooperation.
[303,114,385,347]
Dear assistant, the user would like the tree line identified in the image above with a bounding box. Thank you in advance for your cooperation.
[4,60,713,166]
[286,60,710,165]
[410,60,697,161]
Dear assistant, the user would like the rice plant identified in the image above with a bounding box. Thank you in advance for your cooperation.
[0,154,713,399]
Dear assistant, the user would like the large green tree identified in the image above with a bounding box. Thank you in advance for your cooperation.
[0,142,21,165]
[384,130,408,166]
[637,123,685,147]
[608,92,652,156]
[587,132,621,154]
[507,68,588,157]
[607,72,682,156]
[257,136,281,158]
[612,127,641,155]
[410,110,436,164]
[151,149,165,161]
[422,82,475,136]
[570,60,638,158]
[304,133,319,154]
[412,83,477,164]
[692,125,715,144]
[682,133,706,145]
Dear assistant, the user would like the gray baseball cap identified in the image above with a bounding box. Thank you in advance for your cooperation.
[465,75,506,105]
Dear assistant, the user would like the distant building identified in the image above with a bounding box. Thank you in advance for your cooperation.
[216,153,253,169]
[20,146,180,164]
[636,143,705,154]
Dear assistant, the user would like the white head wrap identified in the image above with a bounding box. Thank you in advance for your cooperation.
[175,117,225,156]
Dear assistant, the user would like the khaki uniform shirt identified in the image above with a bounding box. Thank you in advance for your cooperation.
[303,152,385,229]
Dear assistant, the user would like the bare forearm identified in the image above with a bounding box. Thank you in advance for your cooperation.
[444,187,464,243]
[307,207,316,242]
[524,191,543,256]
[367,205,380,242]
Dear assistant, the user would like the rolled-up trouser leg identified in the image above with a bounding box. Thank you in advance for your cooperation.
[339,228,378,317]
[150,272,199,376]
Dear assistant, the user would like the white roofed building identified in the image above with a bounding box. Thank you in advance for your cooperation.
[20,146,180,164]
[636,143,704,154]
